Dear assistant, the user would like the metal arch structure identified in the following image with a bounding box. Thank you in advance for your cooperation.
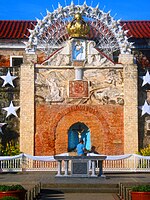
[25,2,133,60]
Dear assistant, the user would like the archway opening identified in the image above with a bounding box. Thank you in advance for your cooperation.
[68,122,91,152]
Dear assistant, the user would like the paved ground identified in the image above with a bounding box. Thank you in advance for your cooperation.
[1,171,150,184]
[0,172,150,199]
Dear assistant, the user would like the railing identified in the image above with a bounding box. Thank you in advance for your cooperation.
[103,154,150,172]
[0,153,150,173]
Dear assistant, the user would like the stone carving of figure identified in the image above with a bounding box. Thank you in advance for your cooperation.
[105,70,123,86]
[46,78,63,102]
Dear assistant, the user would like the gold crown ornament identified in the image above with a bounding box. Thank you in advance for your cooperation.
[67,13,90,38]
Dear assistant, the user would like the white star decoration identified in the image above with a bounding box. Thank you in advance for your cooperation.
[139,100,150,116]
[140,71,150,87]
[0,70,18,87]
[2,101,20,118]
[0,123,7,134]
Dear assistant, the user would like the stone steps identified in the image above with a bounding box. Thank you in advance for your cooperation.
[118,182,150,200]
[42,187,119,193]
[41,183,119,193]
[37,190,120,200]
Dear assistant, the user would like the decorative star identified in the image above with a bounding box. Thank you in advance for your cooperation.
[139,100,150,116]
[2,101,20,118]
[0,70,18,87]
[0,123,7,134]
[140,71,150,87]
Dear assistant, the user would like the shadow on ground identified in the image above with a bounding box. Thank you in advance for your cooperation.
[37,189,65,200]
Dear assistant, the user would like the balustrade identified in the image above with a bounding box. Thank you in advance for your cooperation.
[0,154,149,173]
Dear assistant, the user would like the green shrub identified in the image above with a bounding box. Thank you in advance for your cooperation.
[1,141,20,156]
[136,145,150,168]
[132,185,150,192]
[137,144,150,156]
[0,185,25,192]
[1,197,19,200]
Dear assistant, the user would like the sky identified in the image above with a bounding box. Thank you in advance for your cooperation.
[0,0,150,21]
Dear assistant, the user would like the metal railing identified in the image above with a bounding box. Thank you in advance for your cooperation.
[0,154,149,173]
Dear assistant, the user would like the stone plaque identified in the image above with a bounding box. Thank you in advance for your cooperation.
[69,80,88,98]
[71,159,89,177]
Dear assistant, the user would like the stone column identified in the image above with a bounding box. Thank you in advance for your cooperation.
[74,67,83,80]
[20,54,37,155]
[119,54,138,154]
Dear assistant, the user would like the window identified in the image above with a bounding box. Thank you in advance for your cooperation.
[10,56,23,67]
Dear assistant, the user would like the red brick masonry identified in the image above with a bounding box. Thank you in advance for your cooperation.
[35,104,124,156]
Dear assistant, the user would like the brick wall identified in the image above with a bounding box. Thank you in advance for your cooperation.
[0,49,25,67]
[0,55,10,66]
[35,104,124,156]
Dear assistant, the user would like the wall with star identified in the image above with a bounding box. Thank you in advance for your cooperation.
[0,67,20,153]
[0,64,150,154]
[138,69,150,147]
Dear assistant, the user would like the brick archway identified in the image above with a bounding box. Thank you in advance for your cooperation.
[53,105,110,155]
[35,104,123,155]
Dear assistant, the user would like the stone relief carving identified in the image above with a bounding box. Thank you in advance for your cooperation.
[35,68,124,105]
[93,87,124,105]
[35,71,67,102]
[42,43,70,66]
[86,41,114,67]
[35,38,124,105]
[45,77,64,102]
[83,69,124,105]
[43,52,70,66]
[87,54,109,66]
[41,40,114,67]
[105,69,123,86]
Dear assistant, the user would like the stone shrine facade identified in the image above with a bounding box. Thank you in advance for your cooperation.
[20,38,137,156]
[0,3,150,156]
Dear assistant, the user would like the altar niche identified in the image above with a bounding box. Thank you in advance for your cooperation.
[68,122,91,152]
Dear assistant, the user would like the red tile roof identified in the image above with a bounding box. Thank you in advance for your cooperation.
[0,20,36,39]
[0,20,149,39]
[120,21,150,38]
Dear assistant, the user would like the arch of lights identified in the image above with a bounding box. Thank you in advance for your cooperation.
[25,2,133,61]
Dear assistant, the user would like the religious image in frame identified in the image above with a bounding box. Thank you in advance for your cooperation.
[72,40,86,61]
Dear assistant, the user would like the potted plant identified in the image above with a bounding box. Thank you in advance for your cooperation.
[131,185,150,200]
[1,197,19,200]
[0,185,26,200]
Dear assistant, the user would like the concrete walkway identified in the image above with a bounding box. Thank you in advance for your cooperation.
[0,172,150,200]
[1,171,150,184]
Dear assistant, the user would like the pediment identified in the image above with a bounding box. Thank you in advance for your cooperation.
[42,40,114,67]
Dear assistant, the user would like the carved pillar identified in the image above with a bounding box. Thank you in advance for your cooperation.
[20,54,37,155]
[75,67,83,80]
[119,54,138,154]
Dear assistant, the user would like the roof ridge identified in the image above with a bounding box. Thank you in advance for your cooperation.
[0,20,149,22]
[0,20,36,22]
[121,20,150,22]
[0,20,150,39]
